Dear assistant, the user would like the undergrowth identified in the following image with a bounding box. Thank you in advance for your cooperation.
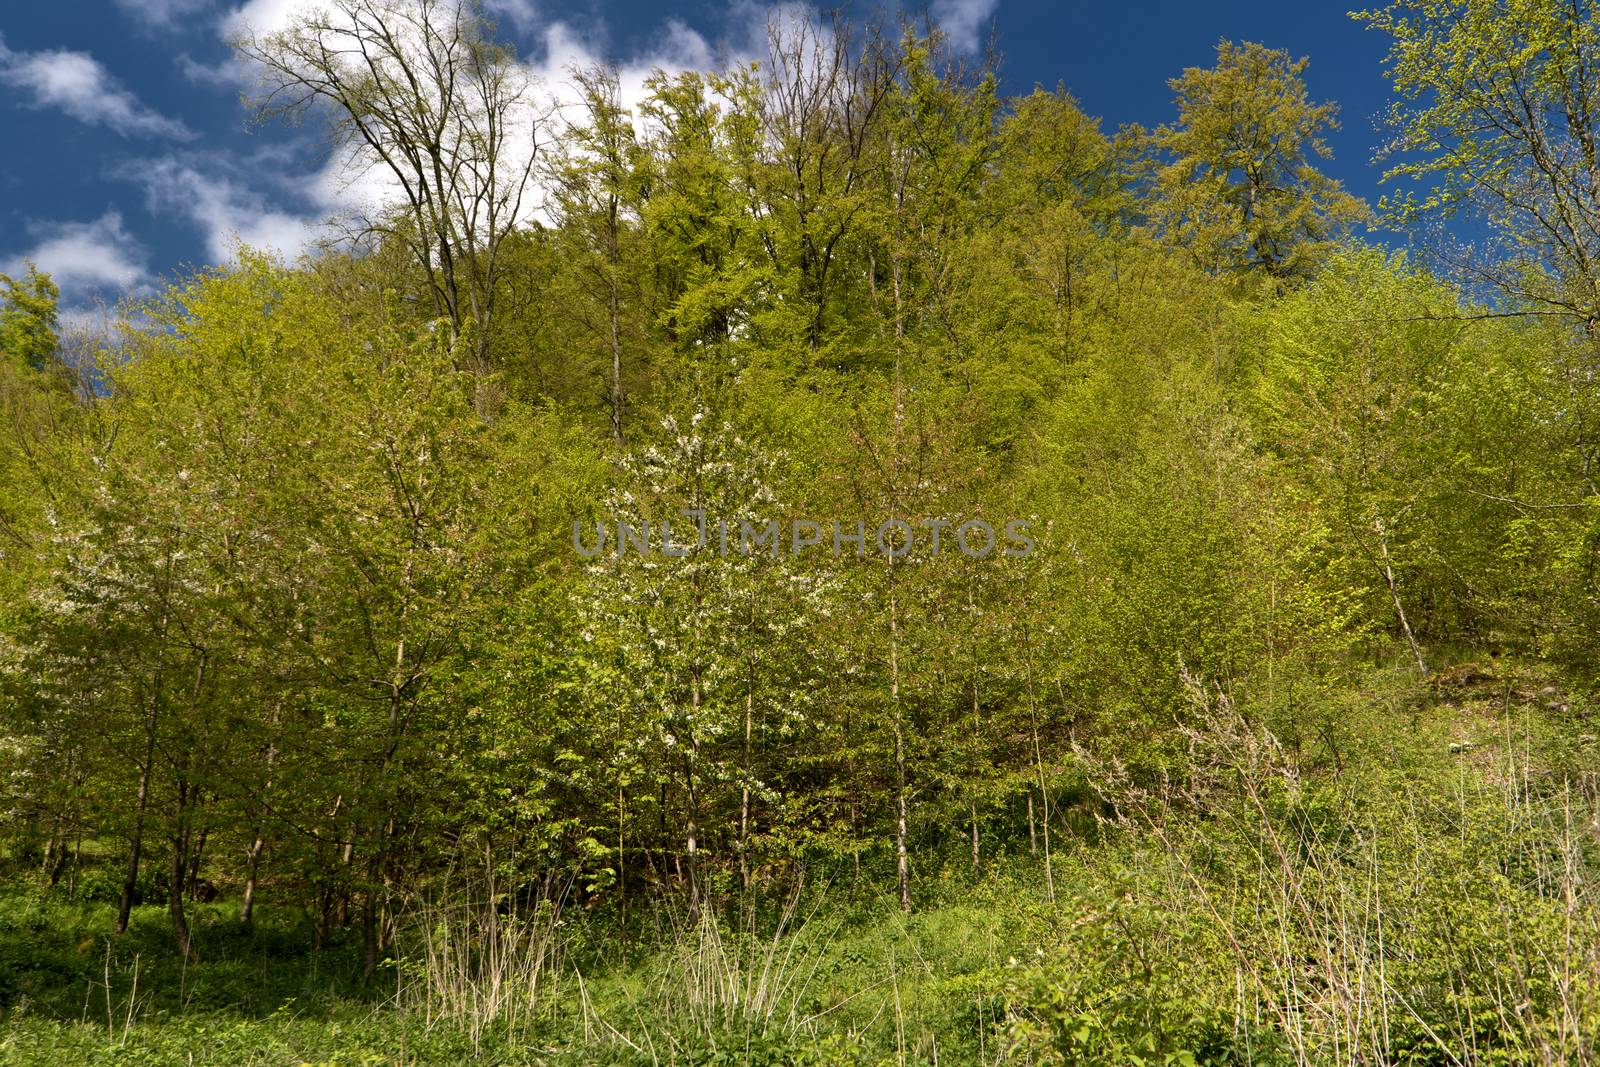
[2,662,1596,1065]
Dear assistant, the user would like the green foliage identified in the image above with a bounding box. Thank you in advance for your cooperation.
[0,266,60,375]
[1145,41,1368,282]
[4,9,1600,1064]
[1357,0,1600,325]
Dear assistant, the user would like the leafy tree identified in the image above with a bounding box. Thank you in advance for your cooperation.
[579,408,834,909]
[741,12,898,358]
[15,17,1600,1019]
[0,266,71,565]
[0,266,60,374]
[1147,40,1368,281]
[549,66,649,445]
[1358,0,1600,330]
[238,0,542,407]
[1243,248,1468,671]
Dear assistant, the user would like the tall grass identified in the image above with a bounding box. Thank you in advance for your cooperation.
[393,883,567,1051]
[1005,674,1600,1065]
[574,882,845,1060]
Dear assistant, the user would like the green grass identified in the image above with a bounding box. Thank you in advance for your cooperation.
[1,663,1597,1065]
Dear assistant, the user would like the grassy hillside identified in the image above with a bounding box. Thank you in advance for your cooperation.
[2,657,1593,1065]
[8,3,1600,1064]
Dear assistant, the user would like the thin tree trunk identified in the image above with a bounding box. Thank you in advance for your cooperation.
[682,656,705,917]
[362,878,380,978]
[42,828,67,886]
[970,800,980,873]
[740,666,754,891]
[337,825,355,928]
[69,826,82,898]
[890,562,910,913]
[1374,514,1427,674]
[315,882,331,951]
[166,649,206,953]
[118,689,160,934]
[241,735,276,926]
[894,750,910,912]
[360,812,392,979]
[684,759,700,918]
[887,333,910,913]
[616,782,627,934]
[185,820,208,899]
[241,835,266,926]
[850,800,861,881]
[168,779,194,961]
[658,780,668,878]
[608,202,624,446]
[615,689,627,933]
[1024,632,1054,902]
[970,666,982,873]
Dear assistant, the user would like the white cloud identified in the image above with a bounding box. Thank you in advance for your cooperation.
[3,212,151,300]
[0,34,194,139]
[203,1,778,242]
[112,0,217,27]
[223,0,323,40]
[176,52,244,87]
[309,140,409,223]
[483,0,539,36]
[528,17,723,126]
[930,0,998,55]
[131,158,322,262]
[222,0,734,101]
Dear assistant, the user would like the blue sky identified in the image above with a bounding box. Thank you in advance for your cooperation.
[0,0,1397,322]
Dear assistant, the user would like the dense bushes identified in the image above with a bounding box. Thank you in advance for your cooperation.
[1003,672,1600,1066]
[4,3,1600,1063]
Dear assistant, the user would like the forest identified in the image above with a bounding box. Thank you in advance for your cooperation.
[3,0,1600,1063]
